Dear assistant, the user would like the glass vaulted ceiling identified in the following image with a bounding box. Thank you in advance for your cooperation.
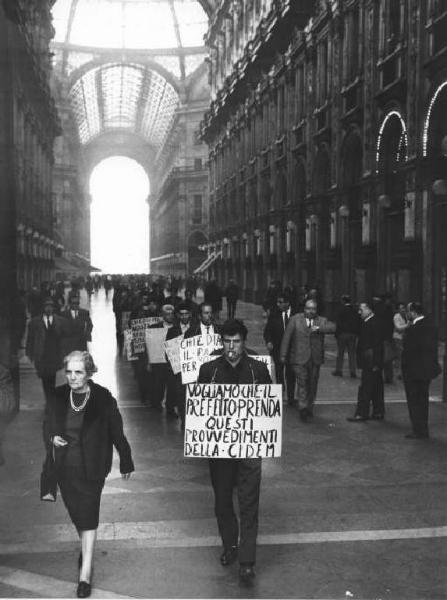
[52,0,208,147]
[52,0,208,50]
[68,63,180,146]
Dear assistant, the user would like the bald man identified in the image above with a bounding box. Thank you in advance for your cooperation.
[280,300,335,421]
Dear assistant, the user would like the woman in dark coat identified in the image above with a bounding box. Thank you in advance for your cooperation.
[44,350,134,598]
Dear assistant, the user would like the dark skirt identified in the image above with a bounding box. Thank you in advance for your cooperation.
[58,467,104,530]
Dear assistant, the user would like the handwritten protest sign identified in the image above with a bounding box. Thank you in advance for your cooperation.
[130,317,162,353]
[120,311,131,333]
[145,327,168,363]
[164,335,183,374]
[180,334,223,384]
[184,383,282,458]
[124,329,138,361]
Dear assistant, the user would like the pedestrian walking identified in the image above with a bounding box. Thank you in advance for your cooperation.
[197,319,272,586]
[332,295,361,378]
[280,299,335,421]
[43,351,134,598]
[224,279,239,319]
[402,302,440,439]
[347,300,385,422]
[26,298,68,408]
[263,292,296,405]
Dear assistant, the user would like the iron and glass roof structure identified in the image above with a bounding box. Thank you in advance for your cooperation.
[52,0,209,147]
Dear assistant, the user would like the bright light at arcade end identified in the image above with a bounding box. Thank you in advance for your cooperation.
[90,156,150,275]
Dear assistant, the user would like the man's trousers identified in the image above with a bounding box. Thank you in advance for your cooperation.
[403,378,430,436]
[293,359,321,412]
[208,458,261,565]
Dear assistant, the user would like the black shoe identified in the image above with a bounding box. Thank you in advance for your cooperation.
[220,546,238,566]
[76,581,91,598]
[347,415,368,422]
[332,371,342,377]
[405,432,429,439]
[370,414,384,421]
[239,564,255,585]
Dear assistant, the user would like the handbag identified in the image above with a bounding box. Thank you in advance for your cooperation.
[40,445,58,502]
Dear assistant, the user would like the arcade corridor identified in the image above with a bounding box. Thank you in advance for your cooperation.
[0,292,446,598]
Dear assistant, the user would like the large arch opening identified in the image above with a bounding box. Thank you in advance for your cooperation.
[90,156,150,273]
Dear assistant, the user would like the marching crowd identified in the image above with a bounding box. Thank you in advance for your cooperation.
[2,274,441,597]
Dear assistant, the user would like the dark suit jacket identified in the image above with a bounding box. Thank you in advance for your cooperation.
[198,353,272,385]
[44,382,134,481]
[61,308,93,354]
[263,309,296,359]
[184,322,222,339]
[402,318,440,381]
[26,315,68,371]
[356,315,384,370]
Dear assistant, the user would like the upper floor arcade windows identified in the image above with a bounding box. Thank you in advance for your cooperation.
[316,39,329,107]
[378,0,405,58]
[342,7,360,85]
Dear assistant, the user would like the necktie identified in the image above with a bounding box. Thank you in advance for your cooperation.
[283,312,289,329]
[308,319,312,329]
[206,325,210,335]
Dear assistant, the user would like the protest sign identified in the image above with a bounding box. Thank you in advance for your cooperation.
[130,317,162,354]
[124,329,138,361]
[145,327,168,363]
[120,311,131,333]
[164,335,183,374]
[180,334,223,384]
[184,383,282,458]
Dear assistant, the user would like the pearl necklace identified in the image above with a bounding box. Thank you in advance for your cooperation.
[70,387,90,412]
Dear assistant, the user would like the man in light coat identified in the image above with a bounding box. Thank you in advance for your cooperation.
[280,299,335,421]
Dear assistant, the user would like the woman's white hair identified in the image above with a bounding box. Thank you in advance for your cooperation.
[63,351,97,377]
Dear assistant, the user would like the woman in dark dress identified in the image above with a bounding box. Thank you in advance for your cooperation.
[44,350,134,598]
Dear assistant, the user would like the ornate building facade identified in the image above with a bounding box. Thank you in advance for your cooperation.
[150,66,210,277]
[201,0,447,325]
[0,0,60,395]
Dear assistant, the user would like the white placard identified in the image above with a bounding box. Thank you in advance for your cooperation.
[184,383,282,458]
[164,335,184,374]
[145,328,168,363]
[121,311,131,333]
[180,334,223,384]
[130,317,162,354]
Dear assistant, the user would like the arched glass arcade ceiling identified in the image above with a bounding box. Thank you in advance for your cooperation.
[52,0,209,146]
[69,63,180,146]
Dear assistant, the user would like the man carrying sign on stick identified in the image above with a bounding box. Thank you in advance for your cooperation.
[196,319,273,587]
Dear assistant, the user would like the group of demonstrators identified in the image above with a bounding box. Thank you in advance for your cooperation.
[13,273,441,598]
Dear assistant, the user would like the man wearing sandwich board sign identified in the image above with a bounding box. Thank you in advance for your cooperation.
[185,319,281,587]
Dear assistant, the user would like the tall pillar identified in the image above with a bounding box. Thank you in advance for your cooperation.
[0,8,19,406]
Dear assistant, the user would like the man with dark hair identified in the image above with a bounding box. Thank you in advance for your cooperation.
[332,295,361,378]
[167,302,194,428]
[61,295,93,355]
[264,293,296,405]
[197,319,271,585]
[402,302,440,439]
[184,302,221,338]
[26,298,68,407]
[224,279,239,319]
[347,300,385,422]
